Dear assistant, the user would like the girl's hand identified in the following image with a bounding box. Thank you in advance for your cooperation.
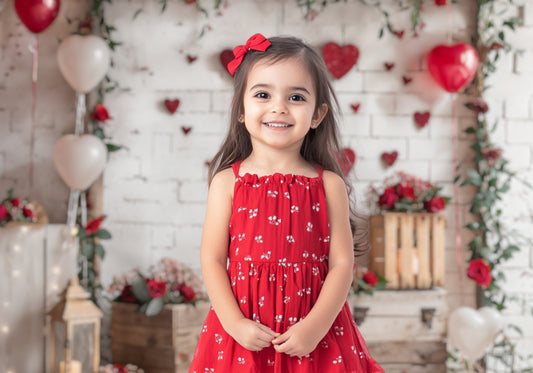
[271,320,323,358]
[229,318,280,352]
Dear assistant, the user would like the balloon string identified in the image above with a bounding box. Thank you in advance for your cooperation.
[29,36,38,196]
[447,1,453,44]
[451,94,465,304]
[75,93,86,136]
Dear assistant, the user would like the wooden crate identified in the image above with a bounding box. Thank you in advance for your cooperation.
[111,301,210,373]
[369,213,445,289]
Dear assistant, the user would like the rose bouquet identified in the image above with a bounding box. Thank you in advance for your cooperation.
[368,172,450,214]
[108,257,207,316]
[0,188,48,227]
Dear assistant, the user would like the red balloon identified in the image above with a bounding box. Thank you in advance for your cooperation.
[426,43,479,93]
[15,0,60,34]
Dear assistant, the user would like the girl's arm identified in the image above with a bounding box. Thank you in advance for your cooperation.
[201,168,278,351]
[273,170,354,357]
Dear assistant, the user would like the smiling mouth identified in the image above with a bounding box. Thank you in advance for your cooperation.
[264,122,292,128]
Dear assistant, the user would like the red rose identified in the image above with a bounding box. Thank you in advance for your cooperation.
[482,147,502,168]
[90,104,112,123]
[147,280,167,299]
[85,216,104,235]
[424,197,446,212]
[378,186,398,209]
[180,285,197,302]
[112,364,128,373]
[465,99,489,114]
[363,271,378,286]
[467,258,492,288]
[0,205,8,221]
[434,0,446,5]
[120,285,137,303]
[10,198,21,207]
[396,184,416,201]
[22,206,36,219]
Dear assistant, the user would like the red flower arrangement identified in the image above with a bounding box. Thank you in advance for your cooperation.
[352,264,386,295]
[108,257,207,316]
[0,189,46,227]
[368,172,450,213]
[90,104,112,123]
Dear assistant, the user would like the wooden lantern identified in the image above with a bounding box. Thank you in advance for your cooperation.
[48,278,103,373]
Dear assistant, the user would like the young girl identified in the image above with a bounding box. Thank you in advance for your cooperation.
[189,34,383,373]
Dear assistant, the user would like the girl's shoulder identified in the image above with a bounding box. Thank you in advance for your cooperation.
[210,167,236,195]
[321,169,345,187]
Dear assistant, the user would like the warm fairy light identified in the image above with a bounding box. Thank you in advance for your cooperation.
[12,269,20,278]
[19,225,29,233]
[52,266,61,275]
[1,325,9,334]
[12,244,20,252]
[51,283,59,292]
[3,301,9,308]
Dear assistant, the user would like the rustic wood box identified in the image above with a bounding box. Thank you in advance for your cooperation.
[369,213,445,289]
[349,289,448,373]
[111,301,210,373]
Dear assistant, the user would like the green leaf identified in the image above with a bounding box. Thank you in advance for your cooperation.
[464,126,476,134]
[95,229,112,239]
[95,244,106,260]
[145,297,164,316]
[131,275,151,303]
[81,243,94,258]
[466,169,482,186]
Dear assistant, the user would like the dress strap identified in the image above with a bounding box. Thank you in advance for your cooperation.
[313,164,324,178]
[231,160,243,178]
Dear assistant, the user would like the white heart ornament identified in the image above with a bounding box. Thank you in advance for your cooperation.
[53,134,107,191]
[57,34,110,93]
[448,306,502,362]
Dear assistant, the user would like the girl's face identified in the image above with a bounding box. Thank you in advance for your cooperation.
[241,57,327,154]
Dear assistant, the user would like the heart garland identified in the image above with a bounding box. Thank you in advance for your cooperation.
[322,42,359,79]
[381,151,398,167]
[181,126,192,135]
[402,76,412,85]
[164,99,180,114]
[337,148,356,176]
[414,111,431,128]
[384,62,395,71]
[350,103,361,113]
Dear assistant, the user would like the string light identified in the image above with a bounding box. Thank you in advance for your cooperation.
[12,244,20,252]
[1,325,9,334]
[11,269,20,278]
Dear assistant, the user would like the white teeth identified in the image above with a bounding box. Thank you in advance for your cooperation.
[266,122,290,128]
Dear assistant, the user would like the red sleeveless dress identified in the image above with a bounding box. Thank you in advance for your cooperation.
[189,161,383,373]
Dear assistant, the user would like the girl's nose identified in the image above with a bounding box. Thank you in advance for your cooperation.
[271,98,288,114]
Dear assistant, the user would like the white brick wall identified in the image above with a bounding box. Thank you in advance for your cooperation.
[1,0,533,369]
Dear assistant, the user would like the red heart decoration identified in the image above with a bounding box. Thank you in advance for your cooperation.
[384,62,395,71]
[181,126,192,135]
[337,148,356,176]
[15,0,60,33]
[322,42,359,79]
[381,151,398,167]
[350,103,361,113]
[402,76,412,85]
[164,99,180,114]
[220,49,234,74]
[414,111,431,128]
[393,30,404,39]
[187,55,197,63]
[426,43,479,93]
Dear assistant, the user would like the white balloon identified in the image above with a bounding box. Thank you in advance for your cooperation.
[479,306,504,341]
[53,134,108,191]
[448,306,502,362]
[57,34,111,93]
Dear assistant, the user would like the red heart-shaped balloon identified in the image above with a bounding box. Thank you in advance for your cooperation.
[15,0,60,34]
[337,148,356,176]
[164,99,180,114]
[414,111,431,128]
[426,43,479,93]
[322,42,359,79]
[220,49,234,74]
[381,151,398,167]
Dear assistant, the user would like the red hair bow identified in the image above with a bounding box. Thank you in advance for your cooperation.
[227,33,271,76]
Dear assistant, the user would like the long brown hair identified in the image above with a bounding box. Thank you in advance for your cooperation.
[208,35,368,257]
